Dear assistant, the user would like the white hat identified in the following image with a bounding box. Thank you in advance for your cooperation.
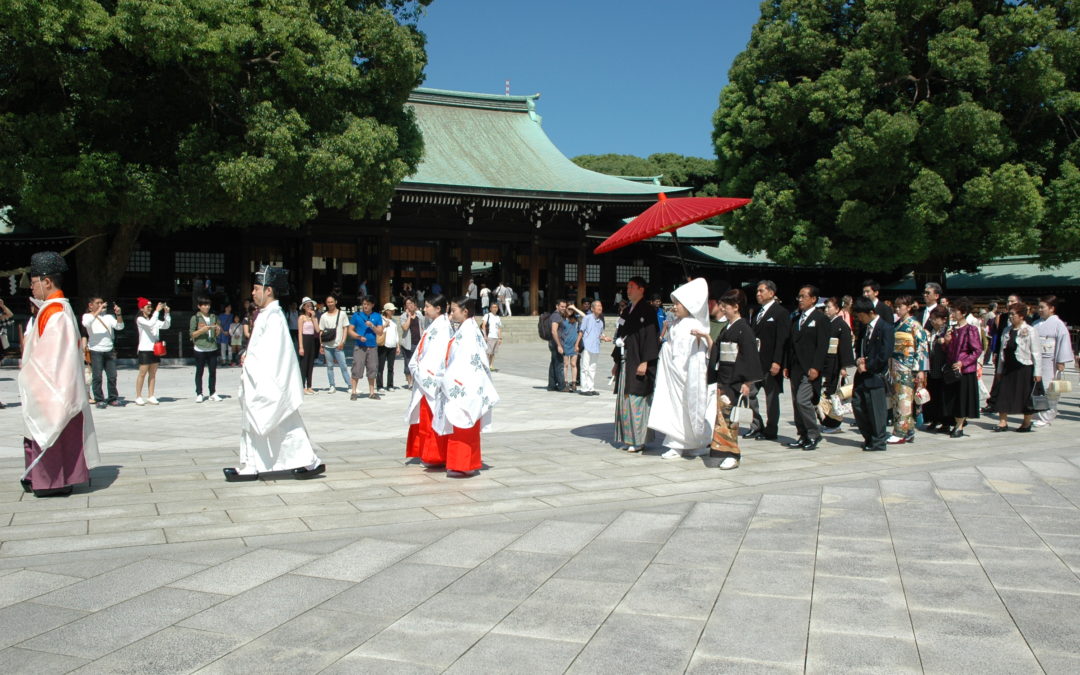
[383,302,397,312]
[300,297,314,307]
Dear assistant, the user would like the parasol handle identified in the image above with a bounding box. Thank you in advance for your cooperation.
[670,228,690,281]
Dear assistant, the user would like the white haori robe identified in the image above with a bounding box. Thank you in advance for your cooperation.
[406,314,452,435]
[238,301,319,473]
[19,295,100,480]
[648,278,711,450]
[441,317,499,433]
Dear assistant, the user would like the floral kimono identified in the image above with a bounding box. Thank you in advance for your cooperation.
[890,315,930,438]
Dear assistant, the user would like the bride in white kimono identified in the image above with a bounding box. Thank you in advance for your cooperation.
[649,278,712,458]
[225,266,323,481]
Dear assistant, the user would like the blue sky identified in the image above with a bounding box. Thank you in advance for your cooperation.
[415,0,763,160]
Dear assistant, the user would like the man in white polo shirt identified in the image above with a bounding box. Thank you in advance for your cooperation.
[81,296,125,408]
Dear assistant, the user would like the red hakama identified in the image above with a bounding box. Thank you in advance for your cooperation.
[406,397,448,466]
[446,420,482,473]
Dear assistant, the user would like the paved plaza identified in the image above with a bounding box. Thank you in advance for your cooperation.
[1,343,1079,673]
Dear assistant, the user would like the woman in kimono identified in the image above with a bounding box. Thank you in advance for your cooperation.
[440,297,499,477]
[921,306,952,433]
[942,298,983,438]
[1033,295,1074,427]
[405,294,451,467]
[887,296,929,445]
[820,297,856,433]
[648,278,711,459]
[701,288,763,470]
[990,301,1042,432]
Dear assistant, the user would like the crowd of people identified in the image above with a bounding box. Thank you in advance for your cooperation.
[541,277,1077,471]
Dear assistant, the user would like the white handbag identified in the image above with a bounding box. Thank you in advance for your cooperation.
[1048,375,1072,396]
[729,394,754,427]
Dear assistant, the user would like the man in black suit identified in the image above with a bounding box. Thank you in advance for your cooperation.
[784,285,831,450]
[919,282,942,331]
[852,296,895,452]
[746,280,790,441]
[854,279,894,340]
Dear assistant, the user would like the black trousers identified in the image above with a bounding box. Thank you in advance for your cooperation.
[90,349,119,402]
[548,342,565,390]
[377,345,396,389]
[299,334,319,388]
[749,372,782,437]
[853,385,888,451]
[194,350,218,396]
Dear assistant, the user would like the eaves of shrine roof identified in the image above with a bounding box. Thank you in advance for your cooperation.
[401,88,691,203]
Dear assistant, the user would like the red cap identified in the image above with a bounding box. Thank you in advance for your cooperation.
[137,297,150,310]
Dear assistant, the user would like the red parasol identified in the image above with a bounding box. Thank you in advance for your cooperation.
[593,193,751,255]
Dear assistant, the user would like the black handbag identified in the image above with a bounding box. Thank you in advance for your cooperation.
[1030,381,1051,412]
[942,363,961,384]
[320,312,340,344]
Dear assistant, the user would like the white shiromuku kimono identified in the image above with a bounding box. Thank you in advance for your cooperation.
[441,316,499,433]
[406,314,452,434]
[238,300,320,473]
[648,278,711,450]
[19,294,100,485]
[1034,314,1075,422]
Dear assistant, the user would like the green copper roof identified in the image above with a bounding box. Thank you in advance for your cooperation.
[402,88,691,201]
[688,242,778,267]
[887,258,1080,291]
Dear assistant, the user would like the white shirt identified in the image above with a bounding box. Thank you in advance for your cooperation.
[136,313,171,351]
[467,282,478,300]
[921,303,938,325]
[318,310,348,348]
[382,318,401,348]
[82,313,123,352]
[482,313,502,339]
[756,299,775,323]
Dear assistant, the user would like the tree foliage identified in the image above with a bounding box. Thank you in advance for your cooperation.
[0,0,432,295]
[713,0,1080,274]
[572,152,720,196]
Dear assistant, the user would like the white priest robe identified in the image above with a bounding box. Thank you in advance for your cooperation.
[238,300,320,472]
[405,314,452,434]
[19,293,100,483]
[648,278,711,450]
[441,317,499,433]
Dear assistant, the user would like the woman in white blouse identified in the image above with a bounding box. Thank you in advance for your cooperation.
[135,297,171,405]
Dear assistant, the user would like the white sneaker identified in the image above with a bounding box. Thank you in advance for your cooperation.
[147,396,160,405]
[661,449,682,459]
[209,394,222,402]
[1032,420,1048,428]
[718,457,740,470]
[327,386,337,394]
[195,394,205,403]
[135,397,146,406]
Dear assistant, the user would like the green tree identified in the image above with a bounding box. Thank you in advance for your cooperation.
[713,0,1080,274]
[0,0,431,296]
[572,152,720,196]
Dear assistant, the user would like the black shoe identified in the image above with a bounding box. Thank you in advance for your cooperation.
[96,401,107,409]
[981,405,994,414]
[950,428,965,438]
[292,463,326,479]
[33,485,73,497]
[991,425,1009,432]
[741,429,759,439]
[223,467,258,482]
[754,434,778,441]
[20,479,32,493]
[802,438,821,451]
[787,438,807,448]
[1015,425,1033,433]
[863,445,886,452]
[921,424,939,433]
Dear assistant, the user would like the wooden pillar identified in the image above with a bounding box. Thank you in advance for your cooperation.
[600,252,615,309]
[301,233,314,299]
[576,241,588,306]
[239,234,252,305]
[378,230,391,305]
[529,236,540,316]
[461,236,472,296]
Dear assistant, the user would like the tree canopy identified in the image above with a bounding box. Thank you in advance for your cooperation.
[572,153,720,197]
[0,0,432,295]
[713,0,1080,274]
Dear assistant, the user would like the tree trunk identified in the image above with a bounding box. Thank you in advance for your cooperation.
[75,222,144,299]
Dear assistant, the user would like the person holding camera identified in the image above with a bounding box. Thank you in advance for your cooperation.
[135,297,170,406]
[81,296,125,409]
[190,295,222,403]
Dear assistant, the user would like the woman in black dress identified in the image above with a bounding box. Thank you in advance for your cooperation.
[700,289,763,470]
[820,297,855,432]
[921,306,952,433]
[990,301,1042,432]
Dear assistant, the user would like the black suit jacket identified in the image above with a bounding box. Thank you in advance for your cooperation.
[787,308,831,384]
[613,299,660,396]
[752,301,791,374]
[854,318,894,390]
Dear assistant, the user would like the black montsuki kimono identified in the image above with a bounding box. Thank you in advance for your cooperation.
[822,315,856,397]
[709,318,764,402]
[612,299,660,396]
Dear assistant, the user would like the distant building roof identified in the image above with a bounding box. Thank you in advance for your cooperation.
[403,88,691,202]
[887,257,1080,291]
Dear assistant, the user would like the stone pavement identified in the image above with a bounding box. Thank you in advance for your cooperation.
[0,343,1079,673]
